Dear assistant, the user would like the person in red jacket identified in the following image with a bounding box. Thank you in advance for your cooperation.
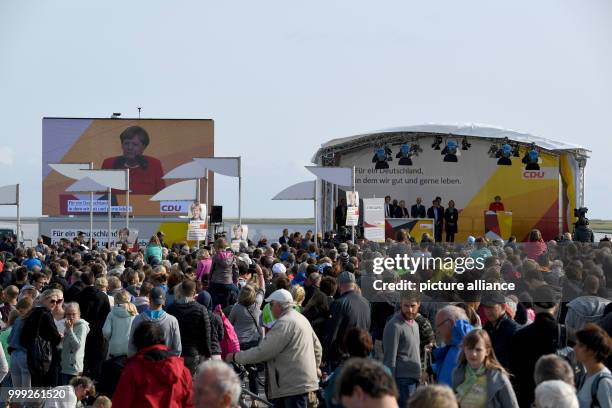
[488,195,505,212]
[101,125,165,195]
[112,321,193,408]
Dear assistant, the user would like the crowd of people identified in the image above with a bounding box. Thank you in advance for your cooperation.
[0,221,610,408]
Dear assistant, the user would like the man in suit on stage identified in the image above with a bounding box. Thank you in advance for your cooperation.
[384,195,395,218]
[427,199,445,242]
[411,197,426,218]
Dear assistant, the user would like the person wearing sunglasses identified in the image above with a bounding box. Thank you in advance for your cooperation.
[19,289,63,387]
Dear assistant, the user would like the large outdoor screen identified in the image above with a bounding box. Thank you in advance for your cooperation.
[42,118,214,216]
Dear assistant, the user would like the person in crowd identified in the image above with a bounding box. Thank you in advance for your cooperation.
[573,323,612,408]
[394,200,409,218]
[43,376,96,408]
[166,279,211,375]
[411,197,427,218]
[113,321,193,408]
[75,270,110,381]
[60,302,89,385]
[335,357,399,408]
[101,125,165,195]
[228,265,265,395]
[452,329,519,407]
[382,292,422,407]
[324,271,371,369]
[565,275,610,333]
[102,289,137,360]
[20,288,63,387]
[335,198,348,229]
[534,354,576,386]
[489,195,505,212]
[225,289,322,407]
[427,199,445,242]
[279,228,290,245]
[407,385,459,408]
[193,359,241,408]
[303,275,336,347]
[0,285,18,324]
[534,380,579,408]
[195,249,212,284]
[481,291,520,370]
[22,247,42,271]
[525,229,548,261]
[511,285,569,408]
[208,238,238,309]
[324,327,374,408]
[128,287,181,357]
[432,305,474,386]
[92,395,112,408]
[469,236,493,260]
[444,200,459,243]
[144,235,163,264]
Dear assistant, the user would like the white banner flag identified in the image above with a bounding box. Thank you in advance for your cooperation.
[272,181,315,200]
[0,184,18,205]
[363,198,385,242]
[305,166,353,187]
[150,180,197,201]
[193,158,240,178]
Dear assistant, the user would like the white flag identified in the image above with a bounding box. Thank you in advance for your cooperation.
[193,158,240,178]
[150,180,198,201]
[0,184,18,205]
[272,181,315,200]
[305,166,353,187]
[163,161,208,179]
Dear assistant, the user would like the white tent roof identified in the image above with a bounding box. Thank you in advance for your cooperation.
[313,123,589,162]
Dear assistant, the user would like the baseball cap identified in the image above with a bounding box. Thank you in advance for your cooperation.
[271,263,287,275]
[481,291,507,307]
[467,236,476,244]
[265,289,294,304]
[337,271,356,285]
[116,254,126,263]
[149,287,166,306]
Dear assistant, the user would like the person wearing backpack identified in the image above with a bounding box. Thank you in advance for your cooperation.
[20,289,63,387]
[574,324,612,408]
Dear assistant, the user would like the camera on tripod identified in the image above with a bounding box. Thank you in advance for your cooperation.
[574,207,589,226]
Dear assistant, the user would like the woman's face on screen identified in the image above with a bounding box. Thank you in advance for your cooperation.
[122,136,146,159]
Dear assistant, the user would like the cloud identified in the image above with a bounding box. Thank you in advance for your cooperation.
[0,146,15,166]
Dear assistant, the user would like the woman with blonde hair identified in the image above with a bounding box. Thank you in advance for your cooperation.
[102,289,137,360]
[452,329,518,408]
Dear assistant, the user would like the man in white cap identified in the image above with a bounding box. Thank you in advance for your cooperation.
[271,262,287,275]
[225,289,322,407]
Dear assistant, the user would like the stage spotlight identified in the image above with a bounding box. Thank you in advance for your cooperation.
[372,146,392,169]
[522,143,541,170]
[495,143,513,165]
[432,136,443,150]
[461,137,471,150]
[442,140,459,162]
[396,143,413,165]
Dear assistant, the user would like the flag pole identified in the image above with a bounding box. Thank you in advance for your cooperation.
[107,186,112,249]
[352,166,356,244]
[16,184,20,248]
[89,162,94,249]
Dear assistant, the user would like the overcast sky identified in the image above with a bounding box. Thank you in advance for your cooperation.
[1,0,611,219]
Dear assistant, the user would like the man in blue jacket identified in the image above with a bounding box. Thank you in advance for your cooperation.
[432,305,473,386]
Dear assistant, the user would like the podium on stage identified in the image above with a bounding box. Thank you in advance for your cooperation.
[484,211,512,241]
